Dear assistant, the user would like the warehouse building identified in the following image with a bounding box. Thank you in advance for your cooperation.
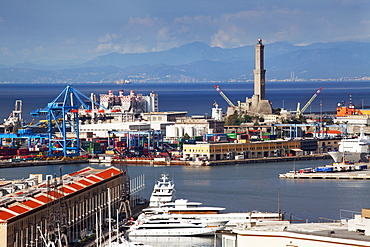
[0,166,130,247]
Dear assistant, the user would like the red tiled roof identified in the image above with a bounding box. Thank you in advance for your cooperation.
[78,179,93,186]
[86,176,102,183]
[23,200,42,209]
[95,168,121,179]
[47,190,64,198]
[8,205,29,214]
[34,195,50,204]
[58,187,75,194]
[69,167,93,176]
[0,210,16,220]
[68,183,84,190]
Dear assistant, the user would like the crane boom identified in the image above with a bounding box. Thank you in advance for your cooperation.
[214,85,235,107]
[296,87,322,117]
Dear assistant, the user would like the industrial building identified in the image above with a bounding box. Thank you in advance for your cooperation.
[182,138,339,161]
[0,166,130,247]
[182,140,301,161]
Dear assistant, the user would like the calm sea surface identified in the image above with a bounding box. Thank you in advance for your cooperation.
[1,81,370,246]
[1,81,370,122]
[1,160,369,246]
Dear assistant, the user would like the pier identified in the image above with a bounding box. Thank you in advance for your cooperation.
[280,169,370,180]
[111,154,331,166]
[0,158,87,168]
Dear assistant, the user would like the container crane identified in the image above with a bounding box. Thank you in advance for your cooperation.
[31,85,107,157]
[296,87,322,118]
[214,85,235,107]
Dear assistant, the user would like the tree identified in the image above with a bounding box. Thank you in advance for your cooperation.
[183,133,190,140]
[225,111,241,125]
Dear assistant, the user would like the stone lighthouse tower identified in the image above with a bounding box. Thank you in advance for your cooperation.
[228,38,272,116]
[254,38,266,100]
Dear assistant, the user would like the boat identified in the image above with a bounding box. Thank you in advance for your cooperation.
[133,174,281,235]
[127,215,227,236]
[328,128,370,163]
[148,173,176,207]
[142,199,280,228]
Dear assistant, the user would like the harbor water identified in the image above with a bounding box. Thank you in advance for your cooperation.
[1,80,370,246]
[1,159,370,246]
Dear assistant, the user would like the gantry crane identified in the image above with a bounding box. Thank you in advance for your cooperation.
[296,87,322,118]
[214,85,236,107]
[31,85,107,157]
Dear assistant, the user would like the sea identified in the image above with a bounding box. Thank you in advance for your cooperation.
[1,80,370,122]
[1,81,370,246]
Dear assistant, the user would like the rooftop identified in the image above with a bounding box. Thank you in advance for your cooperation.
[0,166,122,222]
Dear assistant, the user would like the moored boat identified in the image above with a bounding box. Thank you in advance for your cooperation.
[149,173,176,208]
[127,216,227,236]
[328,129,370,163]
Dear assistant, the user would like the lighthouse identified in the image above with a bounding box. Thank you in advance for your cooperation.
[254,38,266,101]
[227,38,272,116]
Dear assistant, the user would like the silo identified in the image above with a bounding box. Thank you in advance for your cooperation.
[184,126,195,137]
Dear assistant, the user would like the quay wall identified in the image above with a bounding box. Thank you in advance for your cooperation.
[112,154,331,166]
[0,159,87,169]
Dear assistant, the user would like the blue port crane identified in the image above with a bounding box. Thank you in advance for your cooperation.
[31,85,107,157]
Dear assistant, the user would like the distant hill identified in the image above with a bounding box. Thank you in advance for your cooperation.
[1,41,369,83]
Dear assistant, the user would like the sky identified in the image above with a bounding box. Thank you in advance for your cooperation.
[0,0,369,66]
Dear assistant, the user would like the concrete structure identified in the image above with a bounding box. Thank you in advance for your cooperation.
[183,140,301,161]
[79,111,188,138]
[0,166,129,247]
[349,209,370,236]
[222,220,370,247]
[165,116,224,140]
[80,122,151,138]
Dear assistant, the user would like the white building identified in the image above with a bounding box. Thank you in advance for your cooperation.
[335,115,370,125]
[222,220,370,247]
[80,122,150,138]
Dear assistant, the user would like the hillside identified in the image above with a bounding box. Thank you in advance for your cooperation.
[0,41,369,83]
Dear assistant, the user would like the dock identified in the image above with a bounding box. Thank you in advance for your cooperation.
[280,169,370,180]
[112,154,330,166]
[0,159,87,168]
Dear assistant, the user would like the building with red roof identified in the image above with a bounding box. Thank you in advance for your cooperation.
[0,166,130,247]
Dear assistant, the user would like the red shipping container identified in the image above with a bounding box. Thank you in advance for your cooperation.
[17,149,29,156]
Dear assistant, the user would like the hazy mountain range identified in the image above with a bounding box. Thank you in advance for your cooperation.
[0,41,369,83]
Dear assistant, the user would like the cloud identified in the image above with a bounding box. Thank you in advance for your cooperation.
[84,0,369,58]
[98,33,119,43]
[0,47,11,55]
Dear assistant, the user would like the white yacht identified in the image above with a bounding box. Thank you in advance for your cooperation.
[149,173,176,207]
[328,129,370,163]
[128,215,227,236]
[143,199,280,228]
[133,174,280,237]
